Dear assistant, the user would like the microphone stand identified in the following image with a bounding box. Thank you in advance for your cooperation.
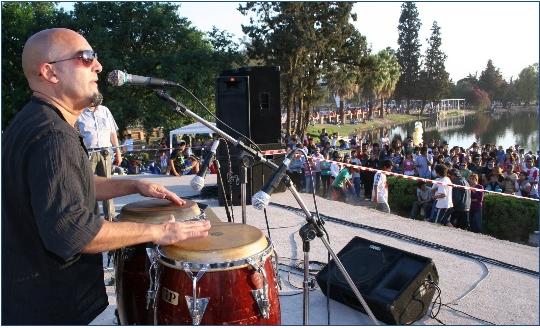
[154,89,379,325]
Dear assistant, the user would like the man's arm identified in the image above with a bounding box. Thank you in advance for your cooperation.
[82,217,211,253]
[110,130,122,165]
[94,176,184,205]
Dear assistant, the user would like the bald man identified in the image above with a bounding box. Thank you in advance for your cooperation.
[1,28,211,324]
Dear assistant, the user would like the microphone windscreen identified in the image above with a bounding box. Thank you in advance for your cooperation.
[190,175,205,192]
[252,191,271,210]
[107,70,126,86]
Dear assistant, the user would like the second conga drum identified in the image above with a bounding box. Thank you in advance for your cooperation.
[153,223,281,325]
[114,199,205,325]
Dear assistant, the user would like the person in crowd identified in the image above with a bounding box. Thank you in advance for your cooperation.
[430,164,453,225]
[515,171,533,198]
[363,150,379,200]
[485,173,503,192]
[168,141,200,176]
[501,164,518,194]
[458,161,472,180]
[159,150,170,174]
[331,160,353,203]
[447,169,471,230]
[311,147,324,194]
[320,151,332,198]
[403,152,416,176]
[287,150,305,191]
[329,151,342,184]
[522,156,539,198]
[77,103,123,221]
[372,160,393,213]
[431,154,446,178]
[123,133,134,153]
[415,147,432,179]
[468,174,484,233]
[306,137,317,155]
[2,28,211,325]
[410,181,433,220]
[350,148,363,199]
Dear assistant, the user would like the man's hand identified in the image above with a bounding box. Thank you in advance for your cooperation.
[153,216,211,245]
[136,179,185,205]
[114,151,122,166]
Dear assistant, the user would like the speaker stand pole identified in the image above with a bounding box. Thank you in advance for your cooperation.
[282,176,379,326]
[214,158,232,223]
[299,224,317,325]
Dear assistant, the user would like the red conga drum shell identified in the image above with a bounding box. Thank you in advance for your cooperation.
[114,199,203,325]
[154,223,281,325]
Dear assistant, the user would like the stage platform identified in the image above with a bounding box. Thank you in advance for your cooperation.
[91,174,539,325]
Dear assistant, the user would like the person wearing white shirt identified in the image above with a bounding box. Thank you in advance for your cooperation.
[372,160,393,213]
[430,164,453,225]
[123,133,134,152]
[77,104,122,220]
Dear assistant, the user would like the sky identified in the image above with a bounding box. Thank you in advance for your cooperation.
[175,1,539,82]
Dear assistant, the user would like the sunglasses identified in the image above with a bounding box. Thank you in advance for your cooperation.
[48,50,98,67]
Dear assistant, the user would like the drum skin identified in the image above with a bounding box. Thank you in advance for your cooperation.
[154,223,281,325]
[115,199,202,325]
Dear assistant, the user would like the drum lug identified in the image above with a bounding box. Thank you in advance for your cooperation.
[146,247,159,310]
[183,264,209,325]
[185,296,209,326]
[248,258,270,319]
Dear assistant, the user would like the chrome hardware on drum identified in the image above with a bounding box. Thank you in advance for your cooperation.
[114,199,205,325]
[152,223,281,325]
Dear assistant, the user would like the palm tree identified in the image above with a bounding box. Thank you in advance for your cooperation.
[326,63,358,124]
[377,49,401,118]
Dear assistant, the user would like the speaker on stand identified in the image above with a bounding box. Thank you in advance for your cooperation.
[316,236,439,325]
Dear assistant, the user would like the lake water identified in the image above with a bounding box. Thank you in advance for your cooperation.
[359,109,539,153]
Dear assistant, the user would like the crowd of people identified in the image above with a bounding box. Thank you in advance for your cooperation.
[282,129,539,233]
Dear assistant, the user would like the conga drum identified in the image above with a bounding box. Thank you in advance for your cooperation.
[153,223,281,325]
[115,199,206,325]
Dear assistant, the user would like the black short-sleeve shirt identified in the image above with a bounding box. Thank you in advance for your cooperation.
[1,98,107,324]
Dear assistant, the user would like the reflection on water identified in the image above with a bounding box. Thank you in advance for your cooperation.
[358,110,539,152]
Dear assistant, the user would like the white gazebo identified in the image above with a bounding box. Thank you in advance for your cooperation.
[168,122,216,153]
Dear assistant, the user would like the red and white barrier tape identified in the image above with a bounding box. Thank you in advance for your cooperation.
[323,159,538,202]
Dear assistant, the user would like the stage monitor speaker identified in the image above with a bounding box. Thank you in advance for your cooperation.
[216,66,281,145]
[217,143,286,207]
[316,236,439,325]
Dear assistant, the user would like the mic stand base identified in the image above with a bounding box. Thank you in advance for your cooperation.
[299,223,317,325]
[283,177,379,326]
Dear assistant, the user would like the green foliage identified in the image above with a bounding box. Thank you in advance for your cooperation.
[387,176,417,215]
[395,1,422,104]
[418,21,451,106]
[1,2,244,134]
[479,59,505,101]
[387,178,539,243]
[515,64,538,105]
[483,194,538,243]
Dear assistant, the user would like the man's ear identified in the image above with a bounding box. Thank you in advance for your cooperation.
[38,63,60,83]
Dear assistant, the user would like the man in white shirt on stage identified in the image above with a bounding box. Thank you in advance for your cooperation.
[77,103,122,220]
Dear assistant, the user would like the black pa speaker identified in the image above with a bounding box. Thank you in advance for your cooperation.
[316,236,439,325]
[216,66,281,145]
[216,143,286,206]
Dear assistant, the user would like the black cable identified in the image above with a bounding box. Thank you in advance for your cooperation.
[221,139,235,222]
[264,208,272,240]
[269,202,539,277]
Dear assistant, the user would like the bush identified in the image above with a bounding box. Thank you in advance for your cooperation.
[387,177,539,243]
[483,194,538,243]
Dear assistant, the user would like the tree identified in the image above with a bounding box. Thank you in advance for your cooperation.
[395,1,422,112]
[239,2,368,136]
[515,64,538,105]
[1,2,71,130]
[479,59,505,102]
[417,21,451,114]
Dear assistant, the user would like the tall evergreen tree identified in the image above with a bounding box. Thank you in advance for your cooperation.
[515,64,538,105]
[395,1,422,112]
[479,59,505,102]
[418,21,450,114]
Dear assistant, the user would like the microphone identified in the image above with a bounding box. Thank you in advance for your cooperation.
[107,70,177,87]
[190,140,220,192]
[251,150,296,210]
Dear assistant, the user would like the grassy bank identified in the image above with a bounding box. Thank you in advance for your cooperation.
[306,109,474,138]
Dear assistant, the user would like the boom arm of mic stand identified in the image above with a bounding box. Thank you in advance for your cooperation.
[154,89,279,170]
[281,177,380,325]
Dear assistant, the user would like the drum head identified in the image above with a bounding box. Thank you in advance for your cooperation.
[161,223,268,264]
[119,199,200,224]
